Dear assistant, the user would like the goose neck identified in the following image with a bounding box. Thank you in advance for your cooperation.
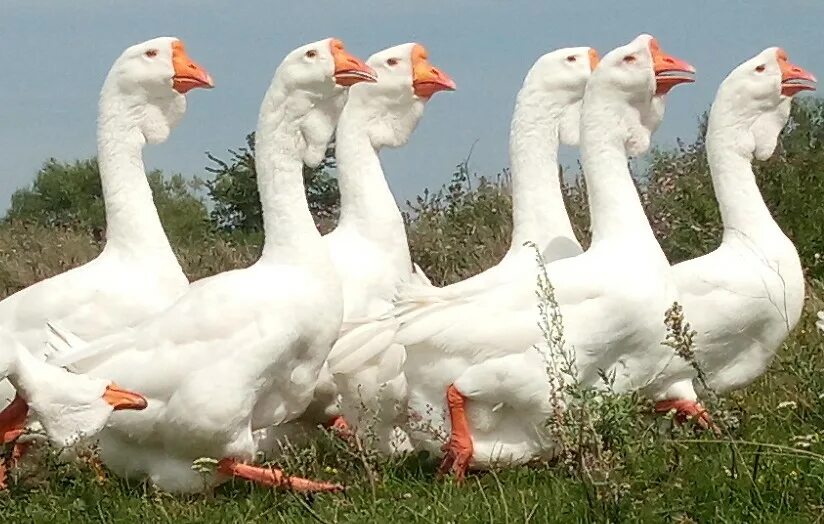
[508,91,577,250]
[97,90,176,256]
[256,81,325,262]
[580,99,657,246]
[706,116,783,240]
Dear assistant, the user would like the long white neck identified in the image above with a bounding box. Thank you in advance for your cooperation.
[256,80,325,262]
[508,90,579,252]
[97,88,177,257]
[335,99,406,237]
[706,107,784,241]
[581,96,657,245]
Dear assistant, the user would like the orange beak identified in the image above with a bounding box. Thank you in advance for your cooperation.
[648,38,695,95]
[411,44,457,98]
[777,49,817,96]
[102,384,148,411]
[330,38,377,86]
[589,48,600,71]
[171,40,214,94]
[0,394,28,444]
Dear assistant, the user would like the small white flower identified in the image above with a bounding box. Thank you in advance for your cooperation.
[816,311,824,334]
[777,400,797,410]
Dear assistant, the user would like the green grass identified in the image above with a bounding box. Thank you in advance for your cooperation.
[1,439,822,523]
[1,300,822,523]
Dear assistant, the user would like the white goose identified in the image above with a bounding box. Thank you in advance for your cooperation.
[666,49,815,402]
[391,35,696,479]
[0,332,146,487]
[399,46,599,304]
[48,38,376,494]
[0,37,213,391]
[319,43,455,451]
[259,43,456,455]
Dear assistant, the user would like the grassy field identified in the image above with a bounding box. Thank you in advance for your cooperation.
[0,290,822,523]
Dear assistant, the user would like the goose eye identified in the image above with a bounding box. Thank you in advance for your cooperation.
[305,50,317,59]
[566,56,576,62]
[623,55,636,64]
[755,64,766,73]
[387,58,399,66]
[145,49,158,58]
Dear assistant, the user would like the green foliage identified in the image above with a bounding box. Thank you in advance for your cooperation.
[5,158,212,245]
[205,132,341,234]
[407,161,591,286]
[406,160,512,286]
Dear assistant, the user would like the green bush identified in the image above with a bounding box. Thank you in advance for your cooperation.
[6,158,213,245]
[205,132,341,234]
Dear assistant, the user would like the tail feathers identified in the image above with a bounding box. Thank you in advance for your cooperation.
[411,263,432,286]
[44,321,88,371]
[327,318,399,375]
[394,279,448,307]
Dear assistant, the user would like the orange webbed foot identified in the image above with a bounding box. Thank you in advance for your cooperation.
[218,458,343,493]
[655,399,720,435]
[326,415,354,440]
[438,384,474,483]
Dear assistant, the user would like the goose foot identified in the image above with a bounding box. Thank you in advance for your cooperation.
[655,399,720,435]
[217,458,344,493]
[0,394,28,444]
[0,395,31,489]
[327,416,353,440]
[438,384,473,483]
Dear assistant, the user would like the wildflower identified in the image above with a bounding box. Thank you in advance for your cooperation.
[777,400,797,410]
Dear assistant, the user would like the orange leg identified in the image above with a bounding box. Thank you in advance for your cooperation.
[217,458,343,493]
[0,394,29,444]
[655,399,720,435]
[0,395,31,490]
[438,384,474,483]
[326,415,353,440]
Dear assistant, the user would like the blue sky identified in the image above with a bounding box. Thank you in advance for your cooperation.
[1,0,822,210]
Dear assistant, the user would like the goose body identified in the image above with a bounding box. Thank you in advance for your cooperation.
[671,48,814,394]
[49,39,376,493]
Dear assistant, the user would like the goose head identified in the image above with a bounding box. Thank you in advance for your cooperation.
[276,38,376,166]
[587,34,694,155]
[711,48,816,160]
[103,37,213,145]
[0,338,146,447]
[523,46,599,146]
[345,43,455,148]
